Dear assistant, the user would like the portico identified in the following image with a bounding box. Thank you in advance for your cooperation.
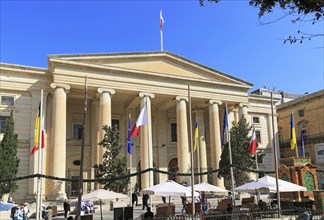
[0,51,278,202]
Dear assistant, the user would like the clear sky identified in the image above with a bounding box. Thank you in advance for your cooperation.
[1,1,323,94]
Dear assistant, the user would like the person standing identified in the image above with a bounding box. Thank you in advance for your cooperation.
[22,203,29,220]
[63,200,70,219]
[181,196,187,213]
[142,194,149,210]
[132,192,138,206]
[7,196,13,203]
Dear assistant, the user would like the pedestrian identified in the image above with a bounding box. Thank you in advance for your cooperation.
[63,199,70,219]
[181,196,187,213]
[162,196,166,203]
[22,203,30,220]
[201,193,208,212]
[10,204,18,220]
[132,192,138,206]
[142,194,149,210]
[8,196,13,203]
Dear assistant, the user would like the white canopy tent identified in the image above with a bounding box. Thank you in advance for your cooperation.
[188,182,228,193]
[234,175,307,193]
[142,180,199,197]
[74,189,127,220]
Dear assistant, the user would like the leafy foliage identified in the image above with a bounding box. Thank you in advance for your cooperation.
[0,111,20,195]
[218,118,256,187]
[199,0,324,44]
[94,125,129,193]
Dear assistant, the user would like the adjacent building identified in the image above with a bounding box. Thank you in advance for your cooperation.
[0,51,279,202]
[276,90,324,188]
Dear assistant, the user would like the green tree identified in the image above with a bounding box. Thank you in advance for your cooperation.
[218,117,256,187]
[94,125,129,193]
[199,0,324,44]
[0,111,20,196]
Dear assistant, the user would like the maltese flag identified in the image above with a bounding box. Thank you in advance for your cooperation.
[249,128,257,156]
[129,103,148,137]
[160,10,164,30]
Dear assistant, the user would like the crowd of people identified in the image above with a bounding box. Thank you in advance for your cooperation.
[9,203,30,220]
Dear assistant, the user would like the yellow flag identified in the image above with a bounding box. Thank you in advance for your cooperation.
[290,112,297,150]
[193,119,198,152]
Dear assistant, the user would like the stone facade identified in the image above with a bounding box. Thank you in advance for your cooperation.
[276,90,324,187]
[0,51,279,203]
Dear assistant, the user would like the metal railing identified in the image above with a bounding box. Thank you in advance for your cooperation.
[135,208,323,220]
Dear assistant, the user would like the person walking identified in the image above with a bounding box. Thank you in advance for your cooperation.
[63,200,70,219]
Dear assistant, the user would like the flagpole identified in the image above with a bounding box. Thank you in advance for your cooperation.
[128,113,133,206]
[196,118,201,184]
[76,76,88,220]
[145,96,153,209]
[36,89,43,220]
[226,103,235,206]
[39,90,45,219]
[130,154,133,206]
[188,84,195,216]
[271,91,281,217]
[160,10,164,51]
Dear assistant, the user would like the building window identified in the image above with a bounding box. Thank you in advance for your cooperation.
[0,116,10,133]
[255,130,261,144]
[171,123,177,142]
[73,124,83,139]
[298,109,305,117]
[252,116,260,124]
[1,96,14,106]
[301,126,307,139]
[112,119,119,129]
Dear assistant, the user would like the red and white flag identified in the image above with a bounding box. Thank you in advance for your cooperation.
[160,10,164,30]
[249,128,257,156]
[129,102,148,137]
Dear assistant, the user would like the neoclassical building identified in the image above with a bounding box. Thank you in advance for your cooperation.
[0,51,279,202]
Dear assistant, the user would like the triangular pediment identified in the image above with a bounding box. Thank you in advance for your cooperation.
[49,51,252,88]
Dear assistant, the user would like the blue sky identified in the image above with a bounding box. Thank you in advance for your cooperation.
[1,1,323,94]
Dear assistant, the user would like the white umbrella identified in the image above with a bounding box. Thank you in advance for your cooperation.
[80,189,127,220]
[234,175,307,193]
[0,202,17,211]
[142,180,199,197]
[234,180,275,193]
[82,189,127,201]
[258,175,307,192]
[190,182,228,193]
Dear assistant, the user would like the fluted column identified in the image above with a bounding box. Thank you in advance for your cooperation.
[139,92,155,189]
[196,110,208,183]
[49,83,70,199]
[91,100,100,190]
[209,100,224,187]
[239,103,250,123]
[176,96,190,183]
[97,88,115,163]
[233,108,239,125]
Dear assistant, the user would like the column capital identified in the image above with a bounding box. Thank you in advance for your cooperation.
[50,83,70,91]
[97,88,115,95]
[239,103,250,108]
[139,92,155,99]
[209,100,222,105]
[175,96,188,102]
